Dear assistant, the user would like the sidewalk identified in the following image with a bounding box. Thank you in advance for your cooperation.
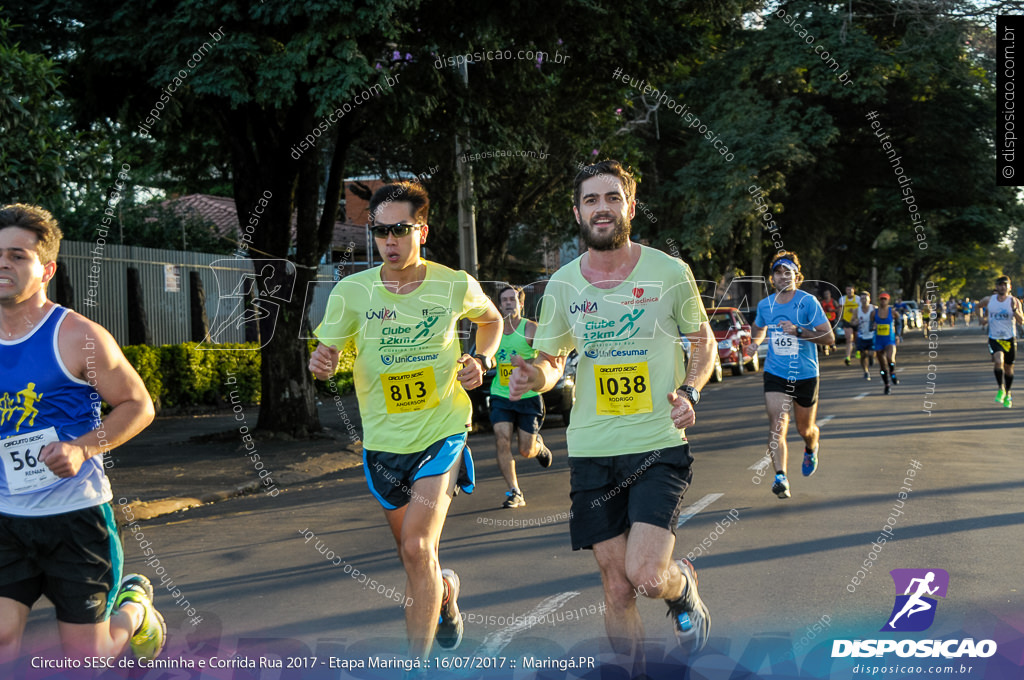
[108,394,365,521]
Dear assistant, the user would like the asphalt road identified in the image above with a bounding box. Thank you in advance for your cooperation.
[18,327,1024,679]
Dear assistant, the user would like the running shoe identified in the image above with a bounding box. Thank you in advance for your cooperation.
[113,574,166,661]
[996,388,1006,404]
[856,351,861,359]
[1004,392,1013,409]
[535,435,553,468]
[772,473,791,499]
[802,447,818,477]
[436,569,463,650]
[666,558,710,653]
[891,372,899,385]
[502,489,525,508]
[884,384,891,395]
[864,371,871,381]
[845,357,851,366]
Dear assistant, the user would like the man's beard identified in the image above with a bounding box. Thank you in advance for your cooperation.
[580,213,631,251]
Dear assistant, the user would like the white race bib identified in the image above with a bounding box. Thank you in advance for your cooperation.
[771,331,799,356]
[2,427,61,495]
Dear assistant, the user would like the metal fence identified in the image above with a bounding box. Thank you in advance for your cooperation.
[58,241,337,346]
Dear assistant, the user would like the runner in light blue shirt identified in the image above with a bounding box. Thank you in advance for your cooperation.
[745,252,834,499]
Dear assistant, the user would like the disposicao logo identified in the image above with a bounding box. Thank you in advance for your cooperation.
[831,568,997,660]
[882,568,948,632]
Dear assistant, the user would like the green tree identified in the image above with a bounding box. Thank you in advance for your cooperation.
[0,16,64,204]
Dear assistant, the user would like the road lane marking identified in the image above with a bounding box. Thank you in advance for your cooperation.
[473,591,580,656]
[853,392,869,400]
[817,415,835,426]
[677,493,724,528]
[748,457,771,471]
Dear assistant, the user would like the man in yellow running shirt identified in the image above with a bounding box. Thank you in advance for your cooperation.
[509,160,716,672]
[309,182,502,660]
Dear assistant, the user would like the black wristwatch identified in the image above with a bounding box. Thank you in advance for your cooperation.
[796,327,804,338]
[678,385,700,407]
[473,354,493,371]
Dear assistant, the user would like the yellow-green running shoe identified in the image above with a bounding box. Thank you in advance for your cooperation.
[996,388,1006,404]
[114,574,166,661]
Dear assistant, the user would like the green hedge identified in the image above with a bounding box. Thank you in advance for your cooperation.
[122,340,355,411]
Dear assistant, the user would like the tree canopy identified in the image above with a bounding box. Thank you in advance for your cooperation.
[2,0,1019,434]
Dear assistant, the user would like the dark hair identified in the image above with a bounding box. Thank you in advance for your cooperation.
[769,250,805,286]
[573,160,637,209]
[0,204,63,264]
[996,275,1011,286]
[368,182,430,225]
[498,285,525,306]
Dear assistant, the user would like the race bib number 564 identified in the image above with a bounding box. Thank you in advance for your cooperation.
[594,362,653,416]
[2,427,61,495]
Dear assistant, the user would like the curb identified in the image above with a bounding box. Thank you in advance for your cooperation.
[120,445,364,522]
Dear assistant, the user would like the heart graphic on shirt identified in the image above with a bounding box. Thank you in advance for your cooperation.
[632,287,644,298]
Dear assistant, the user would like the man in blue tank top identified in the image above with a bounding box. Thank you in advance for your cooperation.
[871,293,902,395]
[745,252,835,499]
[0,205,163,667]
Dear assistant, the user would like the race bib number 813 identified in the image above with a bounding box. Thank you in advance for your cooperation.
[381,367,440,414]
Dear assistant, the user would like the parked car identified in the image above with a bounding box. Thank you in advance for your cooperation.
[681,335,724,383]
[468,348,577,430]
[706,307,759,376]
[896,301,922,330]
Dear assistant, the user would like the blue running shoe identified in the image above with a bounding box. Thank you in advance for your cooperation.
[772,473,791,499]
[666,558,710,653]
[802,447,818,477]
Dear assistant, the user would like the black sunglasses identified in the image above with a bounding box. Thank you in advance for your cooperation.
[370,223,423,238]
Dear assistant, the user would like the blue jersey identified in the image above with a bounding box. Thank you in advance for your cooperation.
[0,306,108,516]
[873,307,897,349]
[755,290,828,381]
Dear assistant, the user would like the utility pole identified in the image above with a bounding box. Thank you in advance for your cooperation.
[454,61,478,279]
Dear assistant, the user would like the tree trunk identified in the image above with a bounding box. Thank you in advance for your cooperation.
[189,271,209,342]
[255,260,320,437]
[126,267,152,345]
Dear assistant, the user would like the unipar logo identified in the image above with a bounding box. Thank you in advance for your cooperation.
[569,300,598,314]
[365,308,397,320]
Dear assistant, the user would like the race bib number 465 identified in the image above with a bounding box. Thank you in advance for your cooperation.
[594,362,652,416]
[771,331,799,356]
[381,367,440,414]
[2,427,61,495]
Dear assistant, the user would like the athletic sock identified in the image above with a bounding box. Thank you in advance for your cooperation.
[1006,374,1014,392]
[879,369,889,385]
[995,369,1004,388]
[889,362,896,376]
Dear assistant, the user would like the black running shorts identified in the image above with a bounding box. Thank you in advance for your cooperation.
[363,433,475,510]
[0,503,122,624]
[989,337,1016,365]
[489,394,545,434]
[567,444,693,551]
[764,371,819,408]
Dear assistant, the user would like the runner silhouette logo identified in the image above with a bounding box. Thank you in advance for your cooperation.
[881,568,949,632]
